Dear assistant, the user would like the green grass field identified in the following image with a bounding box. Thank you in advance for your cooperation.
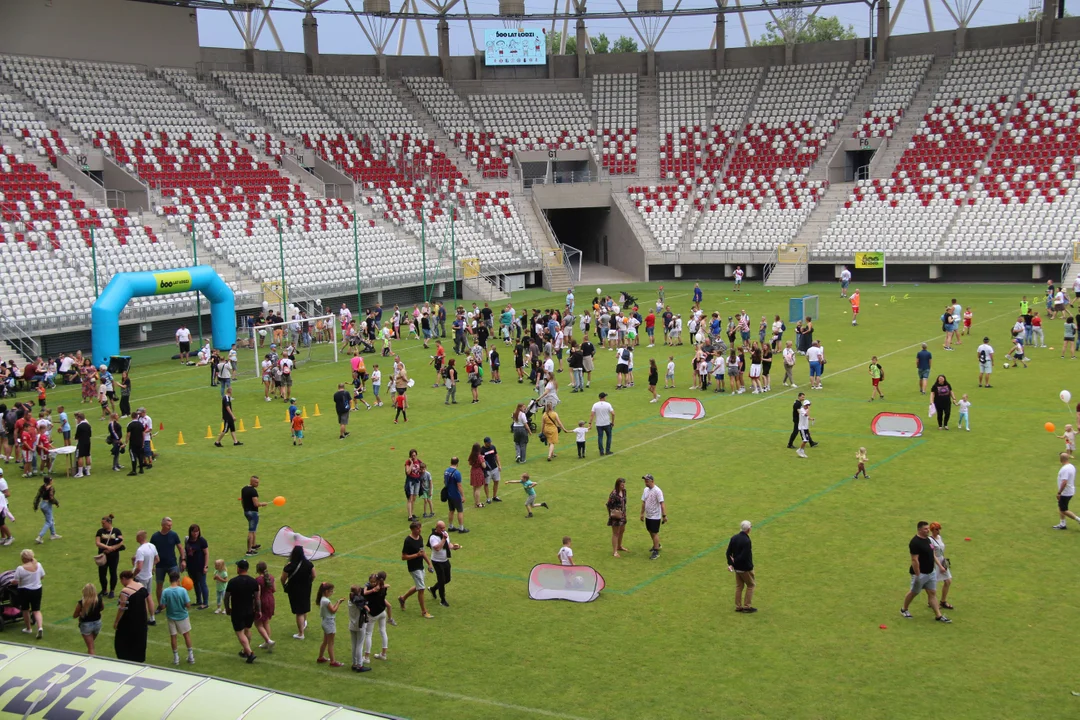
[5,280,1080,720]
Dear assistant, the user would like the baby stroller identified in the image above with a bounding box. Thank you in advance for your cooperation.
[513,398,540,433]
[0,569,21,631]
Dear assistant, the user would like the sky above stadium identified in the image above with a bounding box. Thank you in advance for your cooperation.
[195,0,1045,57]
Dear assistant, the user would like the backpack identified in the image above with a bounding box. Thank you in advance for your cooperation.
[621,348,631,363]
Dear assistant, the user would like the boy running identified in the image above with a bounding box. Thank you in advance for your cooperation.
[508,473,548,518]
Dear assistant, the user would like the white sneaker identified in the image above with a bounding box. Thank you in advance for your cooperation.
[173,653,180,666]
[50,534,62,540]
[34,537,43,544]
[796,449,807,458]
[188,653,195,665]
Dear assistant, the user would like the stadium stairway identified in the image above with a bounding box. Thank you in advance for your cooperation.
[763,262,807,287]
[867,55,953,178]
[630,74,659,180]
[790,181,856,252]
[388,78,488,188]
[808,63,889,182]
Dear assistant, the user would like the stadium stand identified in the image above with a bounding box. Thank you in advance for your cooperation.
[592,73,638,175]
[817,46,1039,260]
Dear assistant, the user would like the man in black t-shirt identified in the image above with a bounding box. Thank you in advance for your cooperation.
[786,393,807,449]
[398,521,434,619]
[124,415,145,476]
[215,386,243,448]
[224,559,261,663]
[333,383,351,439]
[241,476,267,556]
[579,339,595,388]
[900,521,950,623]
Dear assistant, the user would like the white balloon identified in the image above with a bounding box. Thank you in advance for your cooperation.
[1061,390,1072,404]
[596,287,602,295]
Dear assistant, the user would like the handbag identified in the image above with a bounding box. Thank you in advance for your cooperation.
[608,508,625,521]
[93,553,108,567]
[928,403,937,417]
[440,486,449,502]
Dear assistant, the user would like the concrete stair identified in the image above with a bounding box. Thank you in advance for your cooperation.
[791,182,856,252]
[764,263,808,286]
[869,55,953,178]
[631,74,659,181]
[809,63,890,182]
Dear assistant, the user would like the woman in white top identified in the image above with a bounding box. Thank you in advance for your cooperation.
[16,548,46,637]
[928,522,954,610]
[537,374,560,411]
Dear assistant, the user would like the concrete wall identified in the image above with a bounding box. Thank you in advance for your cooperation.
[0,0,200,67]
[602,195,646,280]
[888,30,958,59]
[533,183,614,209]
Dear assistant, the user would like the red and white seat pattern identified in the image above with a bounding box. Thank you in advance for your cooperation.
[819,46,1037,259]
[593,74,637,175]
[942,41,1080,259]
[855,55,933,139]
[401,76,511,179]
[0,147,186,324]
[688,63,863,251]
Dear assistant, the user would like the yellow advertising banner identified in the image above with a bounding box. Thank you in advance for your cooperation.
[153,270,193,295]
[462,257,481,279]
[854,252,885,269]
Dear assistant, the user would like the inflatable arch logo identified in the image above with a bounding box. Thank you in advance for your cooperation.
[91,267,236,365]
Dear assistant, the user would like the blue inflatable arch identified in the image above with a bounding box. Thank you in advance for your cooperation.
[91,266,236,365]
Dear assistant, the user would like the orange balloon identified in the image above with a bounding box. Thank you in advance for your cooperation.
[273,496,286,507]
[181,576,194,591]
[1045,422,1056,433]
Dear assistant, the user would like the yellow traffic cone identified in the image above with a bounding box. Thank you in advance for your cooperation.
[177,431,186,446]
[313,404,322,417]
[205,425,213,439]
[285,410,290,423]
[302,406,309,419]
[254,416,262,429]
[238,418,247,433]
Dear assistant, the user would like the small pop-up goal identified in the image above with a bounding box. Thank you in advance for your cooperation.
[871,412,924,437]
[250,313,338,376]
[271,526,335,561]
[659,397,706,420]
[528,564,605,603]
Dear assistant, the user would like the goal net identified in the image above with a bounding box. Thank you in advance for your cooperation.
[243,313,339,377]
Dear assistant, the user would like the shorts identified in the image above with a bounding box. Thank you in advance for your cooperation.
[223,418,236,432]
[262,374,271,382]
[485,467,500,485]
[231,612,254,632]
[607,330,618,340]
[979,361,993,374]
[244,510,260,533]
[808,361,822,377]
[179,342,191,353]
[582,357,594,372]
[646,327,655,336]
[1059,494,1074,512]
[525,494,537,507]
[918,369,930,379]
[872,378,880,387]
[909,573,936,594]
[405,479,420,497]
[645,518,662,534]
[616,364,629,374]
[283,375,293,387]
[168,617,192,636]
[338,413,349,426]
[799,429,810,442]
[410,569,426,590]
[841,279,849,288]
[79,619,102,636]
[155,565,177,587]
[76,443,91,459]
[749,364,762,378]
[556,349,563,359]
[322,617,337,635]
[423,329,432,339]
[934,566,953,583]
[852,307,860,315]
[18,587,42,612]
[447,497,463,513]
[294,430,303,439]
[1067,337,1076,344]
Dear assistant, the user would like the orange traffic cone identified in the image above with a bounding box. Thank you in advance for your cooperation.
[238,418,247,433]
[205,425,213,439]
[176,431,186,446]
[313,404,322,417]
[159,422,164,431]
[254,416,262,429]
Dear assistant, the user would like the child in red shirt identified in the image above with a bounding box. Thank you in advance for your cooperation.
[20,424,38,478]
[393,392,408,424]
[291,414,305,446]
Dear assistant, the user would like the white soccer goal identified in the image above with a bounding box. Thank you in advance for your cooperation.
[249,313,339,377]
